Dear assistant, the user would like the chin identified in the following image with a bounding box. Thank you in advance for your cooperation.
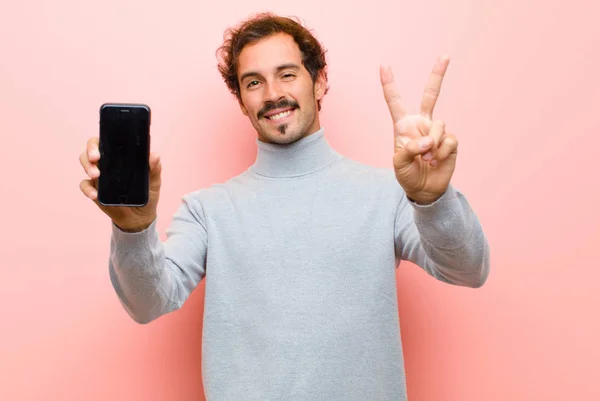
[259,125,307,145]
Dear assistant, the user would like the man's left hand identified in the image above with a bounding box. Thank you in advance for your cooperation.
[380,55,457,205]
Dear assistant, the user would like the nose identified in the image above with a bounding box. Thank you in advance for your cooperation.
[264,80,285,102]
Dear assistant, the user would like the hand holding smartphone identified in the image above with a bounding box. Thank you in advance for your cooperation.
[79,103,161,232]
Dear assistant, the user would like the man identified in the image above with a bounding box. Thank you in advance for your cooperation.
[79,12,489,401]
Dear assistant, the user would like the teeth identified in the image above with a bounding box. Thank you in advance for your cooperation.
[267,110,292,121]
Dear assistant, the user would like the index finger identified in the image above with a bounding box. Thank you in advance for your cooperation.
[380,64,407,123]
[87,137,100,162]
[420,55,450,118]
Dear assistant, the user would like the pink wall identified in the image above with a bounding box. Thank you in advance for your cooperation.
[1,0,598,400]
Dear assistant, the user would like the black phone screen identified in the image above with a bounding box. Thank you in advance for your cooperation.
[97,104,150,206]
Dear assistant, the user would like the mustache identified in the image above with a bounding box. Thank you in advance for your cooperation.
[257,99,299,119]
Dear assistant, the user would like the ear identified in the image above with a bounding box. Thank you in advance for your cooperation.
[314,71,327,102]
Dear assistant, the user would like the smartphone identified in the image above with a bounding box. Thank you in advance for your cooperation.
[97,103,151,207]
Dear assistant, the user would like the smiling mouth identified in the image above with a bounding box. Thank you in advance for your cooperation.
[264,108,295,122]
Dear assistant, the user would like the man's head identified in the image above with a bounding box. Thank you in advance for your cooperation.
[217,13,329,144]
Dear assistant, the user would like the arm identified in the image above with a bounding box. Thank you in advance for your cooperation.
[108,193,208,324]
[394,184,490,288]
[380,57,489,286]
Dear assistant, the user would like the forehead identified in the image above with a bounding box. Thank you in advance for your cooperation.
[237,33,303,75]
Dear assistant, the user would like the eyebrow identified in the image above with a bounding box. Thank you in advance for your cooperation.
[239,63,301,83]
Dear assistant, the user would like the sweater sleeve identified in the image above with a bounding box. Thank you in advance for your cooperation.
[108,193,208,324]
[394,184,490,288]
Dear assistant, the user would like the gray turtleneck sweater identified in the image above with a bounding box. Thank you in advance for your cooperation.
[108,127,490,401]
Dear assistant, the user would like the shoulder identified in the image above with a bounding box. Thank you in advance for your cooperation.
[336,156,402,190]
[178,169,254,206]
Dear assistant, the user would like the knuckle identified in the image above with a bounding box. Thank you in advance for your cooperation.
[445,135,458,146]
[424,87,440,97]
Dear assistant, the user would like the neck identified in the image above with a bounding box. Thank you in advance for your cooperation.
[251,127,341,178]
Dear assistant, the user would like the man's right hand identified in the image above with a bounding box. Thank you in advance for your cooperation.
[79,136,162,232]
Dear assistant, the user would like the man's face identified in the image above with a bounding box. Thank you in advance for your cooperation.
[237,33,326,144]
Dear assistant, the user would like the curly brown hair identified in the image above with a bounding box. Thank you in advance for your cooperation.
[216,12,329,111]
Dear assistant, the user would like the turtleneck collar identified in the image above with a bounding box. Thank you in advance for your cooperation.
[250,128,342,178]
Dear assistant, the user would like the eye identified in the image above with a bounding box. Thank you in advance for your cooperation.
[247,80,260,88]
[282,73,296,80]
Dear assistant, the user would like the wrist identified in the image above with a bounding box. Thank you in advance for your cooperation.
[114,216,156,233]
[406,185,454,207]
[406,193,441,205]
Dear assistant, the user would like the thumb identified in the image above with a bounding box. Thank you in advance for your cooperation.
[393,136,433,169]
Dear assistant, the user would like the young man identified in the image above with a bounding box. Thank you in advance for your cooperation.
[79,12,489,401]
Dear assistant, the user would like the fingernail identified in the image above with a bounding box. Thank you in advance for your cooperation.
[419,137,432,150]
[431,159,438,167]
[90,149,100,159]
[422,152,432,161]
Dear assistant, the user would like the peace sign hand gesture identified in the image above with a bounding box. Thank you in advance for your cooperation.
[380,56,458,205]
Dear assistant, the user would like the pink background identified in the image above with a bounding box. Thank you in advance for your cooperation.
[1,0,599,400]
